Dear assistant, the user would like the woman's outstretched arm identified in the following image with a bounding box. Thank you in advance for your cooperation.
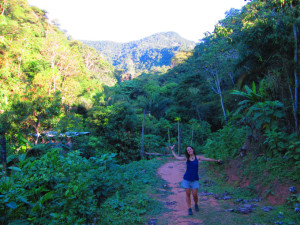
[197,155,221,162]
[170,145,185,160]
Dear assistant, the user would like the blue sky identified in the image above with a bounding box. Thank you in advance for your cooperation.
[28,0,247,43]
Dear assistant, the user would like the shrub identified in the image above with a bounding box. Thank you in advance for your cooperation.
[0,149,117,224]
[201,124,248,160]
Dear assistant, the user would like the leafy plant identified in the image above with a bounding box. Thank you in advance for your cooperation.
[264,129,288,157]
[0,148,118,224]
[202,123,248,160]
[231,82,264,107]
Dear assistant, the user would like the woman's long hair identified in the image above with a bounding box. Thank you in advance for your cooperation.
[185,146,196,163]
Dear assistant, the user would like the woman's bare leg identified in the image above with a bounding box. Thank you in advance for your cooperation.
[192,189,198,205]
[185,188,192,208]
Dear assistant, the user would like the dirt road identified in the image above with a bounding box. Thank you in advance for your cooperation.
[146,158,299,225]
[154,160,252,225]
[157,160,211,225]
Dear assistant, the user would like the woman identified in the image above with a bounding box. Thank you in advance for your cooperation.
[170,145,221,215]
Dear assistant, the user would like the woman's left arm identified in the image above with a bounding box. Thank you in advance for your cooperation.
[197,155,221,162]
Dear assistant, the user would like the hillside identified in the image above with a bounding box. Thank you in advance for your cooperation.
[1,1,299,225]
[0,0,117,111]
[82,32,195,80]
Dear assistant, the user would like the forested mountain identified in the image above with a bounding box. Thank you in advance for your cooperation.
[1,0,299,224]
[0,0,118,111]
[83,32,195,80]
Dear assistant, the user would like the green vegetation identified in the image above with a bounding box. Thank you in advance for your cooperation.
[0,0,299,224]
[195,162,300,225]
[83,32,195,80]
[1,149,165,224]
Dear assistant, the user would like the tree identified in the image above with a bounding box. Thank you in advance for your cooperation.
[0,133,6,175]
[75,41,117,87]
[196,36,237,124]
[141,108,147,158]
[138,95,152,158]
[232,0,299,132]
[174,117,181,155]
[42,31,78,97]
[160,119,172,149]
[189,119,198,146]
[290,2,299,133]
[10,90,61,144]
[0,0,6,15]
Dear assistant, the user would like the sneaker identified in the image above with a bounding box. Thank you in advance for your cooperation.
[195,204,199,212]
[188,208,193,215]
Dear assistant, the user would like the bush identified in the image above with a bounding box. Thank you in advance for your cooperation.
[98,159,163,224]
[0,149,117,224]
[0,146,164,225]
[202,124,248,160]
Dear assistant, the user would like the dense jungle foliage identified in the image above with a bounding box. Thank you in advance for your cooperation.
[0,0,299,224]
[83,32,195,80]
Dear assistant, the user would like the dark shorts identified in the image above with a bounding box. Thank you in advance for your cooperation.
[181,179,199,189]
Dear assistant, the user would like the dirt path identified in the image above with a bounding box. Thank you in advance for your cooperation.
[147,159,299,225]
[156,160,222,225]
[153,160,249,225]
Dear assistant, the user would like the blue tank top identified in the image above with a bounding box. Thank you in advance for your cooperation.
[183,157,199,181]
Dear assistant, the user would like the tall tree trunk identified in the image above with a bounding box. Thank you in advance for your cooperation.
[216,76,227,124]
[292,23,298,133]
[191,127,194,146]
[178,122,181,155]
[208,71,227,124]
[0,0,6,15]
[141,109,145,158]
[168,128,171,148]
[195,106,202,121]
[219,90,227,124]
[0,134,6,176]
[34,116,41,145]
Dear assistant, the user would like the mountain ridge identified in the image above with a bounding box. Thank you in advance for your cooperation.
[82,32,195,80]
[82,31,194,46]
